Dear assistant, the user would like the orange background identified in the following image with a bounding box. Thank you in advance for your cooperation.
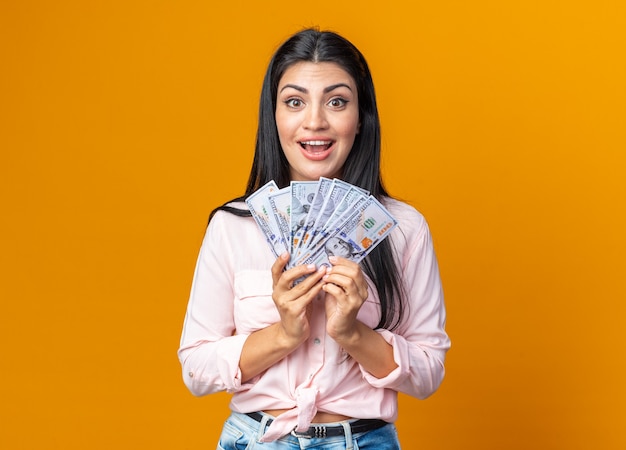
[1,1,625,449]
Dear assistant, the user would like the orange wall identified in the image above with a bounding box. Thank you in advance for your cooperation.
[1,1,625,449]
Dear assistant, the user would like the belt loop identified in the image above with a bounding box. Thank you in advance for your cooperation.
[342,421,353,450]
[255,413,272,442]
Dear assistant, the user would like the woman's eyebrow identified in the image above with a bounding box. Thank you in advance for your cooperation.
[324,83,353,93]
[279,83,353,94]
[280,84,307,93]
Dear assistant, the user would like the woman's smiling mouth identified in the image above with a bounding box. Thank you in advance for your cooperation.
[299,140,334,152]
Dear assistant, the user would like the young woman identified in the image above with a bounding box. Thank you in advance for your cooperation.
[178,28,450,449]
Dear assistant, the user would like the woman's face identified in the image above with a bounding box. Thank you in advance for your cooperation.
[275,61,360,182]
[325,237,352,258]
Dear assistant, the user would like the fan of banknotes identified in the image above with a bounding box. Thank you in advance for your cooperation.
[246,178,398,269]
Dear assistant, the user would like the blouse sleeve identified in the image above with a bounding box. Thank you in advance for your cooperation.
[177,212,256,396]
[359,213,450,399]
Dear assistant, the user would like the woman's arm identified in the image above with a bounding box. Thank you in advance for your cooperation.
[238,253,326,382]
[178,214,330,394]
[322,256,398,378]
[322,213,450,396]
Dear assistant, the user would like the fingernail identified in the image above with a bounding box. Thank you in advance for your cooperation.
[328,256,338,263]
[307,264,316,270]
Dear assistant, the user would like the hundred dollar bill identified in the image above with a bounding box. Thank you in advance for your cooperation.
[314,179,357,229]
[289,181,318,256]
[294,179,356,260]
[267,187,291,253]
[292,177,333,257]
[245,180,287,257]
[294,195,397,268]
[303,185,369,257]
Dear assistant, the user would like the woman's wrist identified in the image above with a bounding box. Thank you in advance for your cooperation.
[275,322,308,352]
[330,322,362,349]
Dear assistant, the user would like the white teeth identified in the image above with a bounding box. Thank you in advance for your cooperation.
[301,140,330,146]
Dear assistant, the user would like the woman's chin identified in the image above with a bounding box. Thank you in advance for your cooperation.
[290,167,342,182]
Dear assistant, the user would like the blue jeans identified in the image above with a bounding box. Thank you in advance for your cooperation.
[217,412,401,449]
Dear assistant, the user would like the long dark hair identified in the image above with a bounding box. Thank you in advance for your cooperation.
[210,28,405,330]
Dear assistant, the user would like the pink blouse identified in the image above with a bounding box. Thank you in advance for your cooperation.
[178,198,450,441]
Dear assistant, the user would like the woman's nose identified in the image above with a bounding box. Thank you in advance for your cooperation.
[303,104,329,130]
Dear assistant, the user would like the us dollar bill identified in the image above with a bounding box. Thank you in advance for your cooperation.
[294,179,355,260]
[292,177,334,257]
[294,195,397,268]
[245,180,287,257]
[303,185,369,257]
[289,181,318,257]
[267,187,291,253]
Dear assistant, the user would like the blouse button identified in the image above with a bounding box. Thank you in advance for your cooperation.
[313,338,321,345]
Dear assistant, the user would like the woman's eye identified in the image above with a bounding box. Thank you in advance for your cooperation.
[285,98,303,108]
[328,98,348,108]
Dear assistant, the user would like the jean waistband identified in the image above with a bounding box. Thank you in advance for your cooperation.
[245,412,387,438]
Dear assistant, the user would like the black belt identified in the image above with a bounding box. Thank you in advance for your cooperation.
[245,411,388,438]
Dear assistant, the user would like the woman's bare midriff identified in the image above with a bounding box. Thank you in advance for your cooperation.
[263,409,351,423]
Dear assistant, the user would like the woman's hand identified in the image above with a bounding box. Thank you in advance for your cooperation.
[271,252,326,348]
[240,253,326,382]
[321,256,369,344]
[322,256,398,378]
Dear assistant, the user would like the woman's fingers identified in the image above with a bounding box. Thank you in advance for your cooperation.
[272,253,327,290]
[323,256,369,301]
[271,252,291,288]
[271,254,328,313]
[270,254,327,344]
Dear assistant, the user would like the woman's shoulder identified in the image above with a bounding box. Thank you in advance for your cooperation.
[205,201,254,236]
[381,197,427,228]
[381,197,431,252]
[209,201,250,222]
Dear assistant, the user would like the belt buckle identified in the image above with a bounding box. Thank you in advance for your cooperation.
[291,425,327,438]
